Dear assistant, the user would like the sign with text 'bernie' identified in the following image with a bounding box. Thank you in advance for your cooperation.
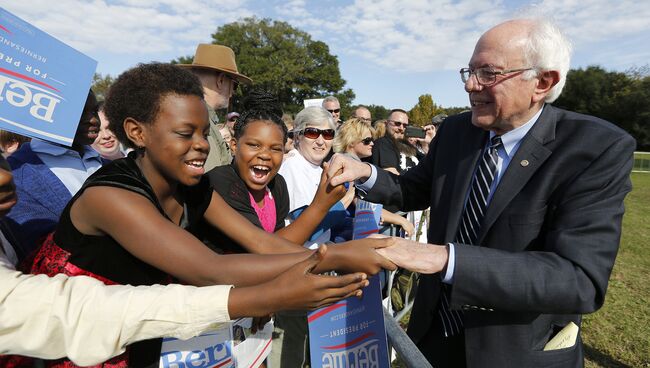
[308,199,389,368]
[308,275,389,368]
[0,7,97,146]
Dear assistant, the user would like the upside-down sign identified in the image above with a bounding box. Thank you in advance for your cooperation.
[0,7,97,146]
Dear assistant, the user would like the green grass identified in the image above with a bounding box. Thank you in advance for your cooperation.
[583,172,650,367]
[392,173,650,367]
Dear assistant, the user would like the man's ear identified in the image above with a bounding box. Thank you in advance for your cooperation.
[533,70,560,103]
[123,117,147,148]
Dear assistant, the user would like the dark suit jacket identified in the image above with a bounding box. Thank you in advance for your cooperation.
[363,105,635,367]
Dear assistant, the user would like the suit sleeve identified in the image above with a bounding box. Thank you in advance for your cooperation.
[363,137,437,213]
[451,133,635,314]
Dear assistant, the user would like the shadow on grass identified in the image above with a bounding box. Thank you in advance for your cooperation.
[584,344,632,368]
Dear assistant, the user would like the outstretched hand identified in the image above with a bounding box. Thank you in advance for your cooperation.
[312,162,347,210]
[375,238,449,274]
[326,153,373,187]
[320,237,397,275]
[270,245,370,311]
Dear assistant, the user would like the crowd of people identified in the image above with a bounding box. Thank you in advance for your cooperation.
[0,15,636,368]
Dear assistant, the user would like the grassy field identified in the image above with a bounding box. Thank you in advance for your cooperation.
[392,172,650,367]
[583,172,650,367]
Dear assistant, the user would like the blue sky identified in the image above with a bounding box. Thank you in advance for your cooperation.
[2,0,649,110]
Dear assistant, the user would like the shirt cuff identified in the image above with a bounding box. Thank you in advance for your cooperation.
[441,243,455,284]
[355,163,377,196]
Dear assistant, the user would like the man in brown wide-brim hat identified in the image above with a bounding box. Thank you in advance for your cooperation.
[178,44,252,170]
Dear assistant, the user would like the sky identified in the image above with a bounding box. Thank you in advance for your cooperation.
[2,0,649,110]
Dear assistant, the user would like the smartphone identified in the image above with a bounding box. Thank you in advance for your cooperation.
[405,125,426,139]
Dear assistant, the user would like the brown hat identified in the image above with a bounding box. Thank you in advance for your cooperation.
[178,44,252,85]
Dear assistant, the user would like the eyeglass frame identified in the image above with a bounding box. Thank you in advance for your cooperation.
[387,119,408,128]
[360,137,374,145]
[300,127,336,140]
[460,66,536,86]
[326,108,341,114]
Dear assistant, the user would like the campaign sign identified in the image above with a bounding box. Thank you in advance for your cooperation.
[160,323,234,368]
[308,200,389,368]
[160,318,272,368]
[352,200,383,240]
[308,275,389,368]
[0,7,97,146]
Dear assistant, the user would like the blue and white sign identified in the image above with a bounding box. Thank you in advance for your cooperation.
[308,275,389,368]
[0,7,97,146]
[308,199,389,368]
[352,200,383,240]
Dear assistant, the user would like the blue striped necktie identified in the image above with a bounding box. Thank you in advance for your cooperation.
[439,135,502,337]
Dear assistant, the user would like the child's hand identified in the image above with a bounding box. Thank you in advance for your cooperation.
[313,162,347,210]
[269,245,370,310]
[320,237,397,275]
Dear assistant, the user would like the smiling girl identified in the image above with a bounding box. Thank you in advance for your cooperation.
[28,63,394,367]
[202,91,348,252]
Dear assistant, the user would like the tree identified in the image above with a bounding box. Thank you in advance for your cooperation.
[408,94,442,126]
[91,73,114,101]
[554,65,650,150]
[174,17,354,114]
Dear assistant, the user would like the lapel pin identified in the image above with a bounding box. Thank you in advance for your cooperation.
[520,159,529,167]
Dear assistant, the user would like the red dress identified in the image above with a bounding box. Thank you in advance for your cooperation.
[23,156,212,368]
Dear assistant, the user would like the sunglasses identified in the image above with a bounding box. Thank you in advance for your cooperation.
[326,109,341,114]
[387,120,407,128]
[360,137,374,145]
[301,127,335,140]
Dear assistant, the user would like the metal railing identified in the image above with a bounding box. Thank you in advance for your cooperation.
[633,152,650,172]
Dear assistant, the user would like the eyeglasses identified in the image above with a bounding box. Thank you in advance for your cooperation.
[360,137,374,145]
[326,109,340,114]
[301,127,335,140]
[460,67,535,86]
[387,120,407,128]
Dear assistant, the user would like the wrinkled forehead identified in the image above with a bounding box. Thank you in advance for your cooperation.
[470,22,529,68]
[323,100,340,109]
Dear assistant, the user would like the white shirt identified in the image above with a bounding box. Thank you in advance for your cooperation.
[279,152,332,246]
[30,140,103,195]
[279,151,322,212]
[0,248,232,366]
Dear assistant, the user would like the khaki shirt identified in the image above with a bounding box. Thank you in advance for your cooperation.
[205,106,232,171]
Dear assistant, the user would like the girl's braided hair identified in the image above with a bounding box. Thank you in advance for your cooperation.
[233,89,288,144]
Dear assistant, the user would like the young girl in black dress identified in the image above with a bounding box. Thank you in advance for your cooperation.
[29,63,394,367]
[202,91,354,253]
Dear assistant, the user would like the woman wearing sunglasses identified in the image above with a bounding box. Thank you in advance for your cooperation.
[332,118,415,238]
[279,106,353,238]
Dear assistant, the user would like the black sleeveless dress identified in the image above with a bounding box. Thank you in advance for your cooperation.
[30,154,212,368]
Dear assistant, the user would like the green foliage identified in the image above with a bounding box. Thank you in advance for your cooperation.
[347,104,390,122]
[170,55,194,65]
[408,94,442,126]
[91,73,115,101]
[199,17,354,114]
[583,172,650,367]
[554,65,650,150]
[440,106,470,116]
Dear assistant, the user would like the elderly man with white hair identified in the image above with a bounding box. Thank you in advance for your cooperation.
[327,17,635,368]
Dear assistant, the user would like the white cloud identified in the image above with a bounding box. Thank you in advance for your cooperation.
[1,0,253,55]
[1,0,648,77]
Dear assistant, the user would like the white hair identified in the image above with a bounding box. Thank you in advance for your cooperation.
[519,18,573,103]
[322,95,340,105]
[293,106,336,148]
